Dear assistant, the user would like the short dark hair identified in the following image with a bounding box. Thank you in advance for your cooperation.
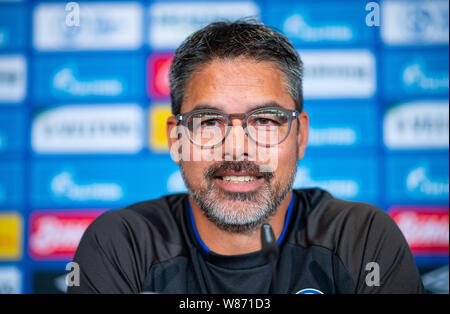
[169,19,304,115]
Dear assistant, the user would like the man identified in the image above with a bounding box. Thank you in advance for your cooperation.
[68,20,425,294]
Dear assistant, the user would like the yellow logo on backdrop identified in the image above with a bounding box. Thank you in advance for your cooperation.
[149,104,172,152]
[0,212,22,260]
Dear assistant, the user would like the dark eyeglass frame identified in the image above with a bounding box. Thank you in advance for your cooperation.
[176,106,299,148]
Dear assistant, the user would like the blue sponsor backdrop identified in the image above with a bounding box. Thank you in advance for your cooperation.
[0,109,26,154]
[386,154,449,205]
[0,4,27,51]
[266,0,376,46]
[31,157,183,209]
[32,54,145,103]
[0,0,448,293]
[304,102,378,149]
[0,161,24,209]
[295,155,379,204]
[382,49,449,99]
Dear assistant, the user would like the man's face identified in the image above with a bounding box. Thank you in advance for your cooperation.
[167,57,309,234]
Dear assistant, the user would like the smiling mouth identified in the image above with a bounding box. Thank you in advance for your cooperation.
[218,175,261,183]
[214,173,266,193]
[205,161,273,193]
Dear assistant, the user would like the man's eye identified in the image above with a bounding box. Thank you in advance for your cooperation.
[254,117,279,126]
[256,118,270,124]
[201,119,220,127]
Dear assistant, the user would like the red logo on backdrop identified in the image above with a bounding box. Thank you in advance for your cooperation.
[147,53,173,99]
[29,210,105,260]
[389,206,449,255]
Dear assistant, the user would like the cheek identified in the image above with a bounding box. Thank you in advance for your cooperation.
[270,138,298,175]
[181,160,212,188]
[183,160,204,177]
[249,140,296,174]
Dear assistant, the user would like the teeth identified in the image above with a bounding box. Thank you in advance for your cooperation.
[222,176,257,183]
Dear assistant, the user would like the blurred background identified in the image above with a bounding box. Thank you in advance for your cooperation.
[0,0,448,294]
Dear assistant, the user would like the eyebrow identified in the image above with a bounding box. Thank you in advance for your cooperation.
[191,102,283,113]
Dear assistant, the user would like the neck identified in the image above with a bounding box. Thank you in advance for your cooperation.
[189,190,293,255]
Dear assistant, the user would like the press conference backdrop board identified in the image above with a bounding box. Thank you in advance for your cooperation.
[0,0,448,294]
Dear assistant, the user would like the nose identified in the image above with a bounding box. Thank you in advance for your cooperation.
[223,119,249,161]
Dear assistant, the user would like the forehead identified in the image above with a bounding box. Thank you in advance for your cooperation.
[182,58,295,114]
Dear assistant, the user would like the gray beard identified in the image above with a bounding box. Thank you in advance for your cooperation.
[180,162,297,235]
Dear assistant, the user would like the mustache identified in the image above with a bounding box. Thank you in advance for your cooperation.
[204,161,274,181]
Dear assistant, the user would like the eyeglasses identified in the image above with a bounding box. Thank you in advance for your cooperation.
[176,107,299,147]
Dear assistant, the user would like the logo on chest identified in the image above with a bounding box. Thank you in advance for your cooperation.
[295,288,324,294]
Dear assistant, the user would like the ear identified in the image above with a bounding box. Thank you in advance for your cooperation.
[296,110,309,160]
[166,115,181,165]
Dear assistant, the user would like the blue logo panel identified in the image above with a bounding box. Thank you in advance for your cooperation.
[386,154,449,205]
[32,55,144,103]
[0,109,26,154]
[383,49,449,99]
[0,160,24,208]
[266,0,374,46]
[0,5,27,51]
[31,158,185,208]
[380,0,449,47]
[148,1,260,50]
[294,155,379,205]
[304,102,378,149]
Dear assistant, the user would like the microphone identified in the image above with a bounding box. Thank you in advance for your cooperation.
[260,224,279,294]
